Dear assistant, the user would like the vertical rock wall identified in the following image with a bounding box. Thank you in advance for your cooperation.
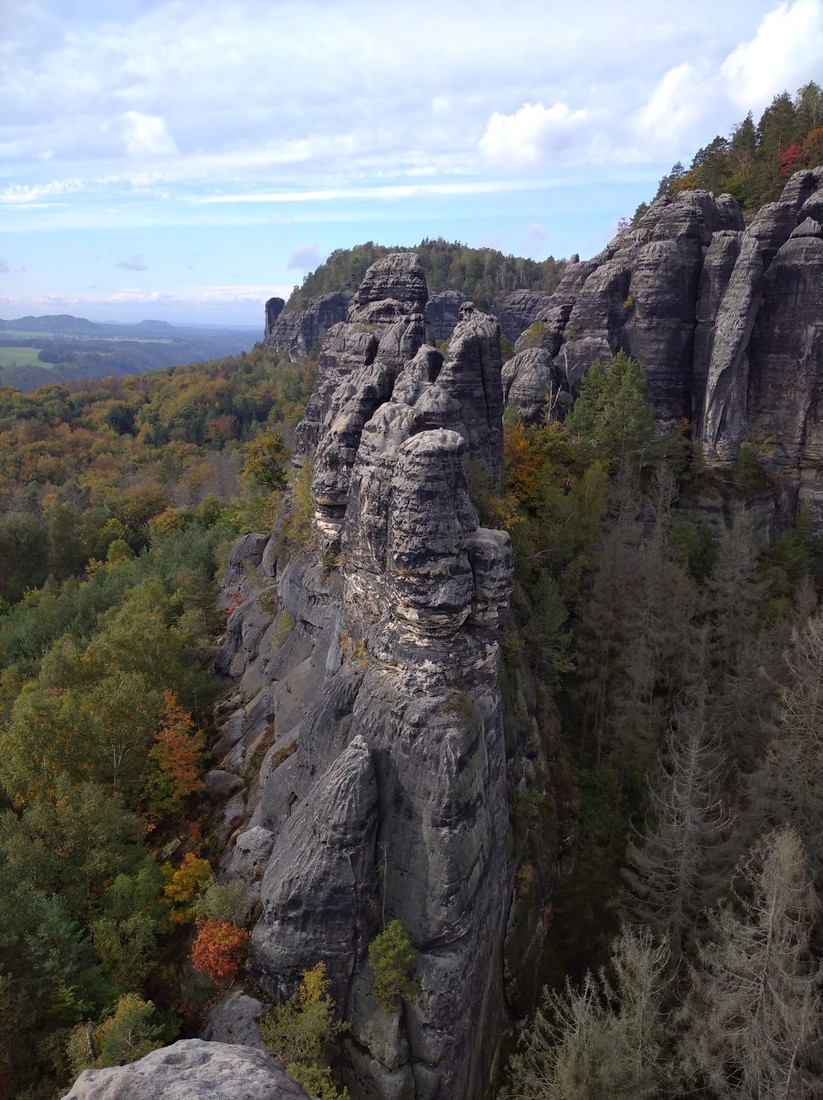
[219,254,518,1099]
[504,167,823,526]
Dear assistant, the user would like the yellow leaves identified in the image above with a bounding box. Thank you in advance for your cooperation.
[300,961,329,1008]
[162,851,213,923]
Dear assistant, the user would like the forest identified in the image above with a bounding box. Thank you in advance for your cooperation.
[285,238,565,315]
[632,79,823,221]
[4,85,823,1100]
[2,338,821,1098]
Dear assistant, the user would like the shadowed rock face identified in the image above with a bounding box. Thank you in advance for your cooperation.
[508,168,823,526]
[219,254,517,1099]
[265,291,353,361]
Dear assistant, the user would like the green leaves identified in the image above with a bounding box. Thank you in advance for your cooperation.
[565,353,656,469]
[367,920,418,1011]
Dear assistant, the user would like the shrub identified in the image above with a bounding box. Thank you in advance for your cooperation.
[368,920,418,1011]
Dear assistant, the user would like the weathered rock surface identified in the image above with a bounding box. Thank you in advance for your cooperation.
[502,347,566,422]
[215,253,525,1099]
[60,1040,309,1100]
[265,290,352,360]
[497,289,553,344]
[507,169,823,526]
[202,993,266,1049]
[264,297,285,339]
[425,289,472,342]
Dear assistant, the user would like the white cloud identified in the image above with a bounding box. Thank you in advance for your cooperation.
[119,111,178,158]
[115,255,147,271]
[479,102,590,169]
[526,222,548,247]
[721,0,823,112]
[0,259,9,273]
[633,62,718,155]
[287,243,321,270]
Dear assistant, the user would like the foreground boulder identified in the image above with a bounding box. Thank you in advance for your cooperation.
[60,1040,309,1100]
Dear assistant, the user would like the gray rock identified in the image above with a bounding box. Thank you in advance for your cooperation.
[496,289,553,343]
[264,298,285,339]
[350,253,428,322]
[60,1040,309,1100]
[701,233,764,462]
[265,290,352,361]
[221,533,270,605]
[425,289,472,342]
[205,769,245,799]
[437,310,504,483]
[501,347,560,422]
[202,993,266,1049]
[250,735,378,1008]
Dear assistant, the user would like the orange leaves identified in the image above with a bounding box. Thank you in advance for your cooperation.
[148,689,205,814]
[190,919,250,984]
[504,420,543,506]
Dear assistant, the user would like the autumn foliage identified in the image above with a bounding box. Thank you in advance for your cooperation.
[162,851,213,923]
[149,689,205,813]
[190,918,250,984]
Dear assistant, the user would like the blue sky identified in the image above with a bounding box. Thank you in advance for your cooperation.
[2,0,823,328]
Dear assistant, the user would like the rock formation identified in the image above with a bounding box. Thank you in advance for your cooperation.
[265,290,353,360]
[510,167,823,526]
[215,254,525,1099]
[60,1040,310,1100]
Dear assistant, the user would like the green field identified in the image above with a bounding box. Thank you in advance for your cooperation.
[0,347,47,367]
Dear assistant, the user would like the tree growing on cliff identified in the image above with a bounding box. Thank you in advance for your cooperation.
[261,962,349,1100]
[368,919,418,1011]
[565,353,656,470]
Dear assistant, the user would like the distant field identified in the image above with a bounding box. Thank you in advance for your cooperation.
[0,347,46,367]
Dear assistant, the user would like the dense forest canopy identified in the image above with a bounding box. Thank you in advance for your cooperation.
[285,238,565,315]
[632,80,823,223]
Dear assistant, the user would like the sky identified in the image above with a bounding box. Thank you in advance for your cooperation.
[2,0,823,328]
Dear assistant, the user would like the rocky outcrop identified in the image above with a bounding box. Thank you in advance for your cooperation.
[265,291,352,360]
[502,347,568,422]
[497,289,554,344]
[508,168,823,526]
[425,289,471,342]
[215,253,526,1099]
[60,1040,309,1100]
[264,298,285,339]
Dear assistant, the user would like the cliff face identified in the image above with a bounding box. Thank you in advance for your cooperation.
[267,279,553,360]
[506,167,823,526]
[217,255,520,1099]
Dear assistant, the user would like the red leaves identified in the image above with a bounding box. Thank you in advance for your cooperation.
[190,919,250,984]
[779,142,804,175]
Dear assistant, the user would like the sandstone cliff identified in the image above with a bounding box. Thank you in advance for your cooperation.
[214,255,531,1099]
[507,168,823,526]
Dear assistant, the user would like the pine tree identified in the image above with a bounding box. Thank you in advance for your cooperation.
[680,827,822,1097]
[501,926,669,1100]
[620,680,730,968]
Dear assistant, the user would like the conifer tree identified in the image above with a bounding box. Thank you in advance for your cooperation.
[680,827,822,1098]
[501,926,669,1100]
[620,680,730,968]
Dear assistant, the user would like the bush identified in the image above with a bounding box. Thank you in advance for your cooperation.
[367,920,418,1011]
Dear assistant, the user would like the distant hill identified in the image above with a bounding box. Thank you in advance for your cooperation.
[0,315,262,390]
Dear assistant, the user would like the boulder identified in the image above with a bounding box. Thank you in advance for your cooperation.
[60,1040,309,1100]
